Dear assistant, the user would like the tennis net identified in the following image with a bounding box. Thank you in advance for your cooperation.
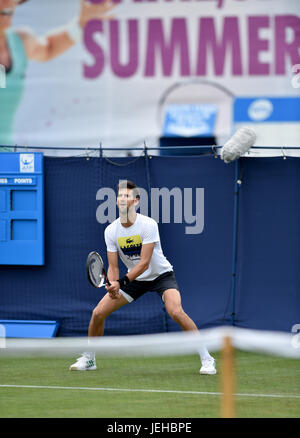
[1,326,299,418]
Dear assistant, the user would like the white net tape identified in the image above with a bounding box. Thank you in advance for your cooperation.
[1,326,300,359]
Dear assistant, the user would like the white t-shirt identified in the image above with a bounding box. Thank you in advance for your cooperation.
[104,213,173,281]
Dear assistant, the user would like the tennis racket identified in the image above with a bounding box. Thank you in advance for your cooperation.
[86,251,111,288]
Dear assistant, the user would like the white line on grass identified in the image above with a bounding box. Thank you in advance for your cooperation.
[0,384,300,399]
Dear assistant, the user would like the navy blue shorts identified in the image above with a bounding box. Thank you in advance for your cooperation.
[120,271,179,302]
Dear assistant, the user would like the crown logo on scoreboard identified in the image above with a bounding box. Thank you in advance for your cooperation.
[20,154,35,173]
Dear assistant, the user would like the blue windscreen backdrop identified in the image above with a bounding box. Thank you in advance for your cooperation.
[0,155,299,336]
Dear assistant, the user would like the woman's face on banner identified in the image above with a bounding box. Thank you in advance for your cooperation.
[0,0,18,30]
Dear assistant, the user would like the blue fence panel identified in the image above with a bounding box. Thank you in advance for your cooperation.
[0,154,299,336]
[235,157,300,331]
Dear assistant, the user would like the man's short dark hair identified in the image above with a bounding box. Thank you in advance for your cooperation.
[117,180,140,199]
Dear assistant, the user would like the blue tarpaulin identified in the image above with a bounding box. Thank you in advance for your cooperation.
[0,155,299,336]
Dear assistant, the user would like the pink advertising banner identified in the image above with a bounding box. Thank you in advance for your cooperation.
[0,0,299,154]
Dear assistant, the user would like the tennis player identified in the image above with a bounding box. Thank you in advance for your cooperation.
[70,180,216,375]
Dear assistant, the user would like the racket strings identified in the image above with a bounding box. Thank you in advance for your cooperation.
[88,253,105,288]
[91,260,102,283]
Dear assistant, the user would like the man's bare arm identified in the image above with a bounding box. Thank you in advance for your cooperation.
[126,243,154,282]
[106,243,155,295]
[107,251,119,283]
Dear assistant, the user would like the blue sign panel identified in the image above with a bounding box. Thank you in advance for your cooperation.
[0,320,59,338]
[234,97,300,123]
[0,153,44,265]
[163,104,218,137]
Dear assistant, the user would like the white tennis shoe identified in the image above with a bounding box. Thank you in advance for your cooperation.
[69,353,97,371]
[200,357,217,375]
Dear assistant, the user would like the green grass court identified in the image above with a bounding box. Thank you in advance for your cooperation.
[0,351,299,418]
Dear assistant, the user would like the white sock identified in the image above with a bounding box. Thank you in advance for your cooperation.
[83,351,95,360]
[198,346,212,362]
[84,343,95,360]
[86,338,96,360]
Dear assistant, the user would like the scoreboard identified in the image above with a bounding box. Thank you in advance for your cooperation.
[0,153,44,265]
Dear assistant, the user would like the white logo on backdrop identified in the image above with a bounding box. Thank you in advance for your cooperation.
[248,99,273,121]
[20,154,35,173]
